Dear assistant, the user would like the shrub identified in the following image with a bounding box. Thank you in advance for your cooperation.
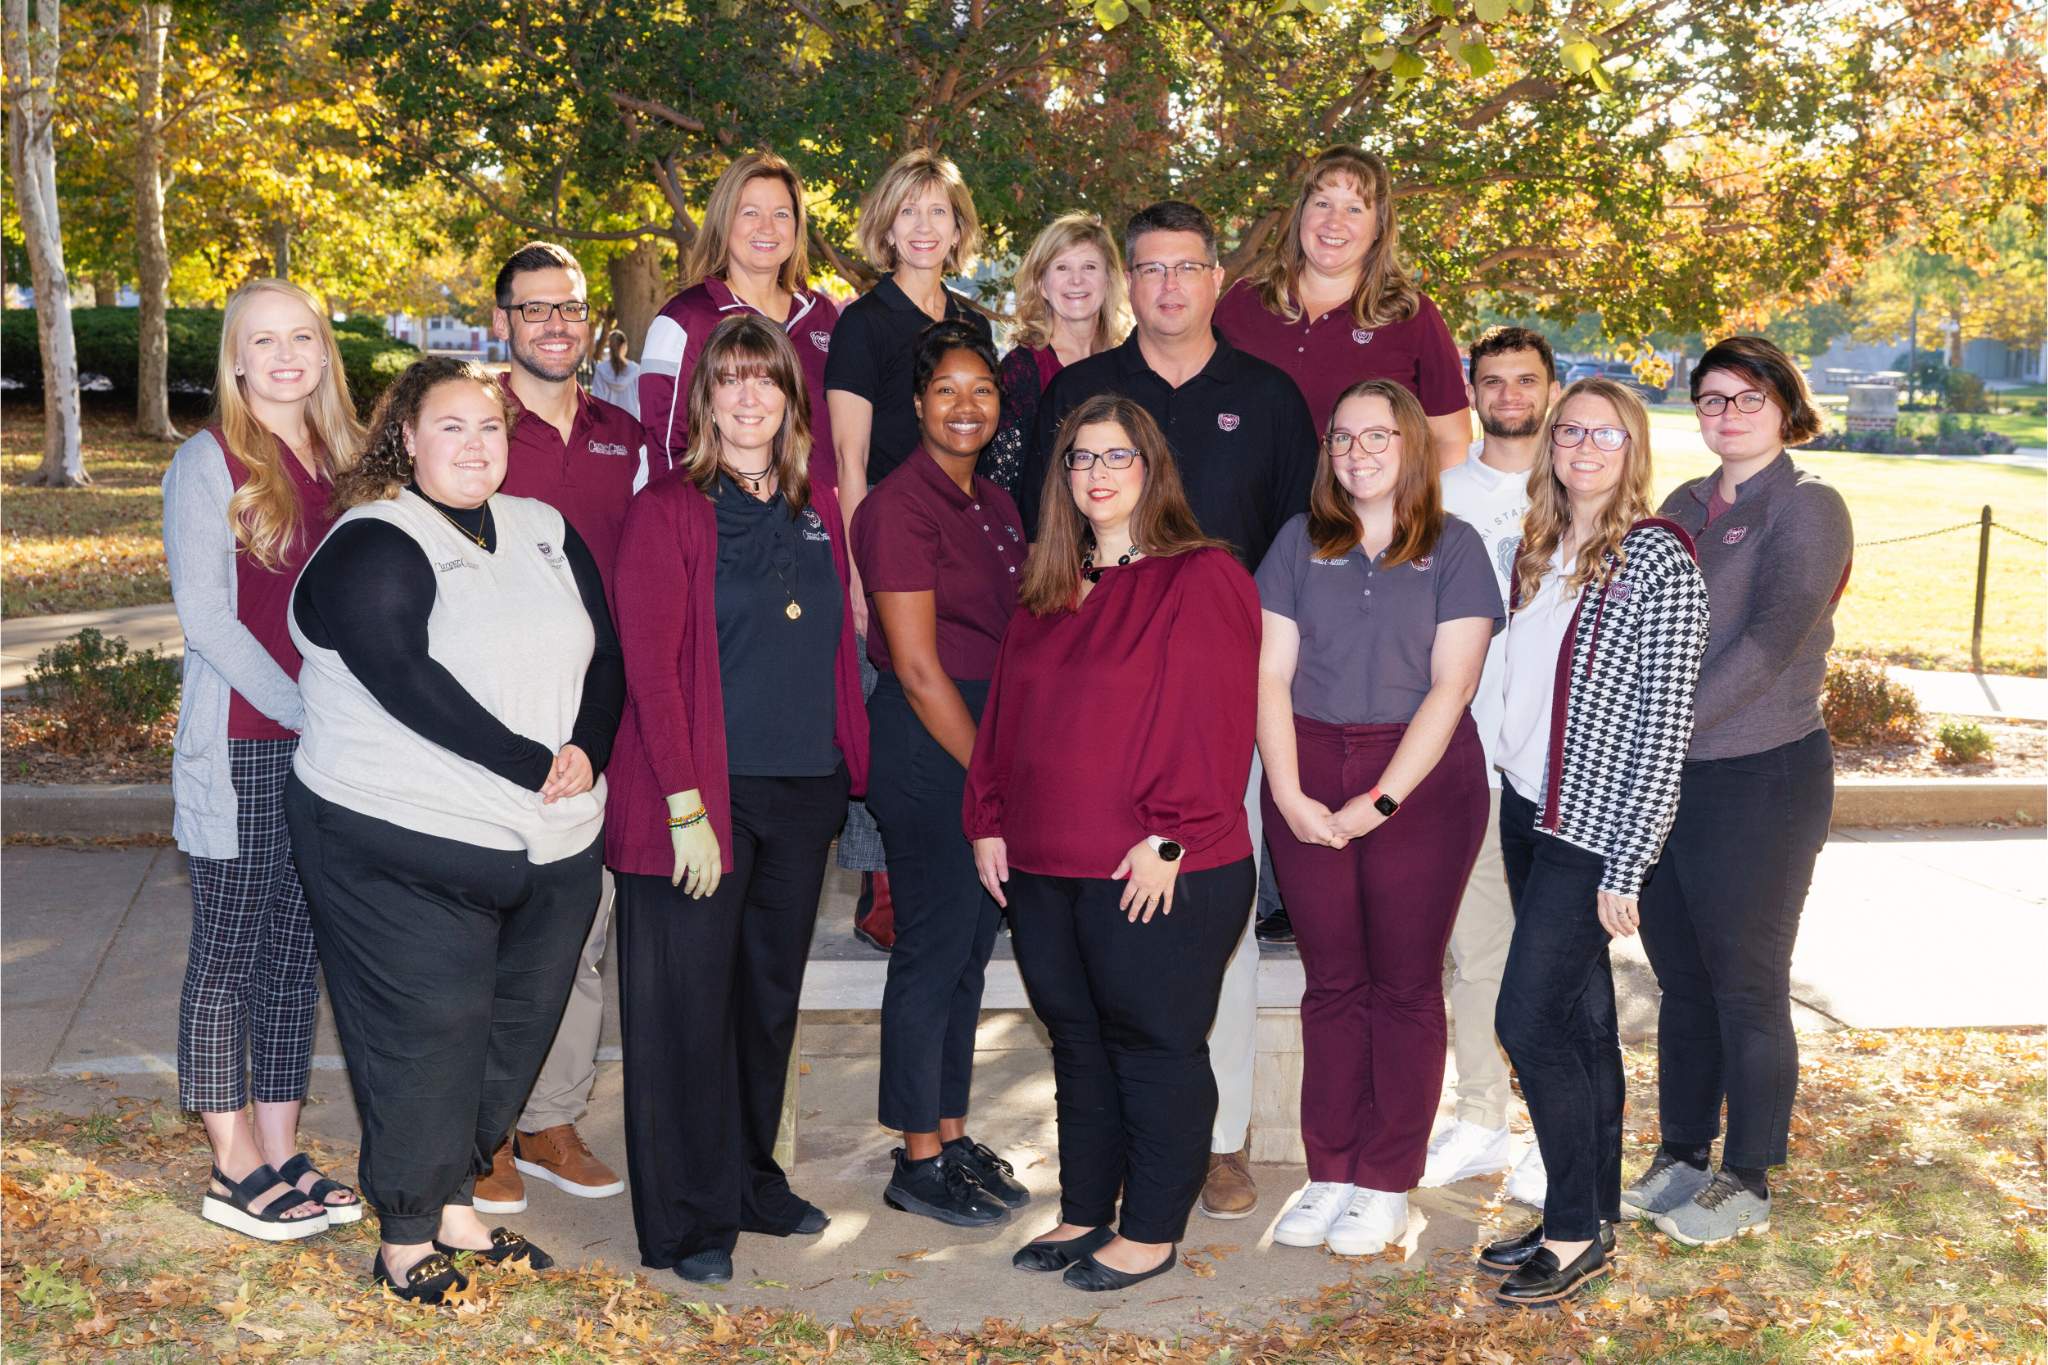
[23,628,182,755]
[1822,655,1924,746]
[1944,368,1989,414]
[1934,718,1995,764]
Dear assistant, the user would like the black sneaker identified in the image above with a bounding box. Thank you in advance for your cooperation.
[1255,905,1296,948]
[883,1147,1009,1228]
[944,1137,1031,1209]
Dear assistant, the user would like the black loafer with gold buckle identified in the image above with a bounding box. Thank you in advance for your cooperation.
[372,1250,469,1304]
[433,1226,555,1270]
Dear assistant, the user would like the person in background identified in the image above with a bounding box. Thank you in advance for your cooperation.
[165,278,365,1242]
[1257,378,1499,1259]
[1216,146,1471,469]
[607,317,868,1286]
[285,357,622,1303]
[1484,378,1708,1308]
[1625,336,1851,1248]
[591,329,641,417]
[640,150,839,493]
[982,212,1130,495]
[1420,325,1561,1208]
[967,394,1259,1292]
[471,241,644,1219]
[851,321,1027,1230]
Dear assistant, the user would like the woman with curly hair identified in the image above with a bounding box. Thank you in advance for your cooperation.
[282,356,624,1304]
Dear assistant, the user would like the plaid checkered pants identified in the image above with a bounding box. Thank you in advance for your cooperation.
[177,738,320,1112]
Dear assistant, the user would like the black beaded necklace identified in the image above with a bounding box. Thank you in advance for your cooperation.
[1081,537,1143,584]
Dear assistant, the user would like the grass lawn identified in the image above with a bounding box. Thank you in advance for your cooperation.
[2,404,183,617]
[3,1029,2040,1361]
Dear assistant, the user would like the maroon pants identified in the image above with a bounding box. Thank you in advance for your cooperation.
[1263,713,1488,1190]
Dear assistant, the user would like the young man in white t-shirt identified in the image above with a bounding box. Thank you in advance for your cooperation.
[1424,326,1561,1206]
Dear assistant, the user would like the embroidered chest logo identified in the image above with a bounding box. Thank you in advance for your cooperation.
[1216,412,1241,432]
[587,440,630,457]
[435,557,470,573]
[1412,556,1432,572]
[801,507,830,543]
[1605,580,1633,604]
[1310,556,1349,567]
[537,540,567,566]
[1722,526,1750,545]
[810,331,832,352]
[1005,524,1021,543]
[1352,328,1376,345]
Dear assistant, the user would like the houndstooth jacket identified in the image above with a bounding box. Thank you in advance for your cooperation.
[1526,518,1711,898]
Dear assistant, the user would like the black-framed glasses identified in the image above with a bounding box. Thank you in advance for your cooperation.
[1064,447,1144,470]
[509,299,591,323]
[1326,428,1396,456]
[1551,423,1630,451]
[1130,261,1214,284]
[1693,389,1769,416]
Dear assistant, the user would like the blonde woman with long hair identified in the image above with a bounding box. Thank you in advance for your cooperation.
[1217,146,1472,467]
[162,277,364,1242]
[983,213,1131,494]
[1482,377,1707,1307]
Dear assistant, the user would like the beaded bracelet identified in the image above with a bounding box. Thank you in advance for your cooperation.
[666,808,709,831]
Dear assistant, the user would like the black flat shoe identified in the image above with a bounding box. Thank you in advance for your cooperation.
[945,1137,1031,1209]
[1011,1225,1113,1272]
[1478,1220,1615,1274]
[742,1194,831,1237]
[1063,1244,1177,1292]
[433,1226,555,1270]
[883,1147,1009,1228]
[372,1250,469,1305]
[1494,1241,1610,1307]
[674,1249,734,1285]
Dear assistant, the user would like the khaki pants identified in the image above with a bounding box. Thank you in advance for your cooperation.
[1445,789,1514,1129]
[519,869,615,1131]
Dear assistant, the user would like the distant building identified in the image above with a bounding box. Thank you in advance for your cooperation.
[383,313,504,362]
[1807,333,2045,391]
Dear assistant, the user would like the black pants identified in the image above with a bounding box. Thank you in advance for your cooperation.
[615,768,849,1267]
[867,673,1000,1133]
[1008,859,1255,1244]
[284,777,599,1243]
[1494,784,1624,1241]
[1639,727,1832,1169]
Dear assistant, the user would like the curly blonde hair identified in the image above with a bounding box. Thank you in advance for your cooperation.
[1513,378,1655,608]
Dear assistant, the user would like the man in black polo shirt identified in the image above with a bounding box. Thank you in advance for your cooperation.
[1026,201,1318,1224]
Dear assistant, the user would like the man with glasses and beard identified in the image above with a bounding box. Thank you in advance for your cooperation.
[472,241,649,1217]
[1419,326,1560,1209]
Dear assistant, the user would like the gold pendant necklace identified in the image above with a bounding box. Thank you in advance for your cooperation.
[428,499,490,548]
[785,600,803,620]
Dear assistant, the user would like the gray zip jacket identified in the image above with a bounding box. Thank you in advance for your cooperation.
[162,429,306,859]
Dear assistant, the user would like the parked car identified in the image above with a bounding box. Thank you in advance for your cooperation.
[1564,359,1669,403]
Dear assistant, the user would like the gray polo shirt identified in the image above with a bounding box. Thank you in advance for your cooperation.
[1255,511,1504,726]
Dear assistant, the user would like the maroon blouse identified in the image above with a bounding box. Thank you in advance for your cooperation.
[223,429,336,741]
[963,547,1261,877]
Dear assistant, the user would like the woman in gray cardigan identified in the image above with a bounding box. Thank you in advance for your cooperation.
[164,279,364,1241]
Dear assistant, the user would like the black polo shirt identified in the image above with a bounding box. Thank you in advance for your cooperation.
[1024,330,1318,570]
[823,273,994,489]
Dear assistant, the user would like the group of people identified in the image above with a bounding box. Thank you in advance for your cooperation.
[165,142,1852,1310]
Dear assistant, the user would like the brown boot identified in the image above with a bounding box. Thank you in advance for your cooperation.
[513,1124,625,1199]
[473,1136,526,1214]
[1199,1147,1257,1220]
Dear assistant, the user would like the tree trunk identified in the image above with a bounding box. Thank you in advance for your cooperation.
[90,271,118,305]
[4,0,88,487]
[608,238,666,360]
[270,221,292,280]
[134,1,179,440]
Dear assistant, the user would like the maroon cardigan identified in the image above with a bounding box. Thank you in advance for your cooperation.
[605,469,868,876]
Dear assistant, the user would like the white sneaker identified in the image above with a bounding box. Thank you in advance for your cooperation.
[1418,1120,1513,1188]
[1324,1187,1407,1256]
[1273,1181,1357,1247]
[1505,1141,1548,1209]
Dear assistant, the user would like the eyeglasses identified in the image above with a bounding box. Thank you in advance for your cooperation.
[508,300,591,323]
[1064,447,1144,470]
[1551,423,1630,450]
[1130,261,1213,284]
[1326,428,1396,456]
[1693,389,1769,416]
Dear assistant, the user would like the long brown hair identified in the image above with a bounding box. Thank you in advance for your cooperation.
[1307,378,1442,566]
[1019,393,1226,616]
[332,356,510,510]
[681,315,814,516]
[214,279,364,567]
[680,151,813,295]
[1241,147,1420,330]
[1513,378,1655,607]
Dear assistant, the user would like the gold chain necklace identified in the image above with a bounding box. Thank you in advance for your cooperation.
[428,498,491,549]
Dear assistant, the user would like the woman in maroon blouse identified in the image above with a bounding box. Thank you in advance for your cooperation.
[965,393,1260,1292]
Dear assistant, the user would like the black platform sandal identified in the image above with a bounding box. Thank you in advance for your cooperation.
[277,1153,363,1225]
[200,1164,329,1242]
[372,1250,469,1305]
[433,1226,555,1270]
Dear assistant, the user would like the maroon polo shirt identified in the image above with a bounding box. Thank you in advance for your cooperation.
[1214,277,1467,429]
[223,428,337,741]
[496,374,644,587]
[849,448,1023,680]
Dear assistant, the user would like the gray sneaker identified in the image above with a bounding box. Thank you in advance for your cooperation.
[1618,1151,1711,1221]
[1653,1171,1771,1246]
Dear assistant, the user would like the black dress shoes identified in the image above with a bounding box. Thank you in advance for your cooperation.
[674,1249,734,1285]
[743,1191,831,1237]
[945,1137,1031,1208]
[1063,1243,1178,1292]
[1012,1225,1114,1272]
[883,1147,1010,1228]
[1477,1220,1615,1274]
[1494,1239,1610,1306]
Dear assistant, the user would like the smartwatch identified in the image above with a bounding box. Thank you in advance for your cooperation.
[1146,835,1184,862]
[1367,786,1400,818]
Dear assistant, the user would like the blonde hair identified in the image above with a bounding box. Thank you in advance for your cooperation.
[854,149,980,275]
[1513,378,1655,608]
[681,315,815,517]
[681,151,813,294]
[1242,147,1420,330]
[1307,379,1443,567]
[1007,212,1130,354]
[213,279,363,569]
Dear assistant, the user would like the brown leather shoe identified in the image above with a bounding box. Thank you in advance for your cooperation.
[473,1136,526,1214]
[1198,1147,1257,1220]
[513,1124,625,1199]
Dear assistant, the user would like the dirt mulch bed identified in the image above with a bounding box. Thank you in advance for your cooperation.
[1,702,174,785]
[1833,714,2048,779]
